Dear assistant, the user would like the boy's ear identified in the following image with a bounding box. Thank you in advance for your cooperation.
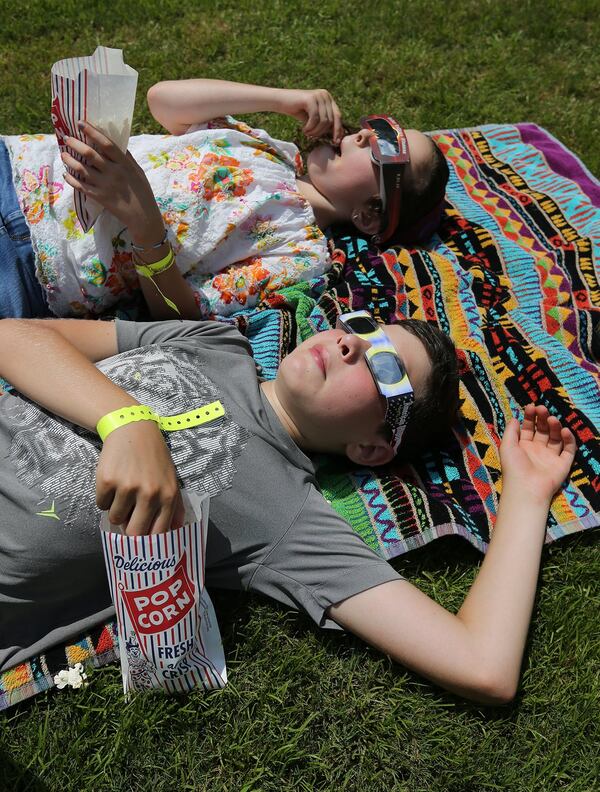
[345,437,394,467]
[352,201,382,236]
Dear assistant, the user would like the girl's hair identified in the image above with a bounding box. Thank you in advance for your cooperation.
[379,319,460,458]
[393,139,449,242]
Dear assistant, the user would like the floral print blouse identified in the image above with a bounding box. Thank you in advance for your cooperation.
[4,117,330,318]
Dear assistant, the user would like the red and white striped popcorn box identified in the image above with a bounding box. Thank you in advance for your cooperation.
[51,46,138,232]
[100,490,227,696]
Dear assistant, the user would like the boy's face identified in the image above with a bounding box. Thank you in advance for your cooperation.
[267,324,432,458]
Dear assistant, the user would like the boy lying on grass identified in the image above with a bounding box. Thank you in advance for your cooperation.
[0,310,575,705]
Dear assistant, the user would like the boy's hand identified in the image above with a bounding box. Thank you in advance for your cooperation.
[499,404,576,506]
[278,88,343,145]
[61,121,164,246]
[95,421,185,535]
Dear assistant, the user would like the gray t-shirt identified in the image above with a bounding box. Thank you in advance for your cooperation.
[0,320,402,671]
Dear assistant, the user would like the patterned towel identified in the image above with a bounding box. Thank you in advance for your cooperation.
[2,123,598,710]
[243,123,599,558]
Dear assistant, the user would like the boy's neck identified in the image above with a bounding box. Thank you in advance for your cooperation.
[260,379,306,450]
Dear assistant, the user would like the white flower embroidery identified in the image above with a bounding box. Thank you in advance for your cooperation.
[53,662,88,689]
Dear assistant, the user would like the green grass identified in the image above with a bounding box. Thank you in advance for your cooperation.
[1,0,599,790]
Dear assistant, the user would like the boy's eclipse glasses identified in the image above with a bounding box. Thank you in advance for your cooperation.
[337,310,414,452]
[361,114,410,245]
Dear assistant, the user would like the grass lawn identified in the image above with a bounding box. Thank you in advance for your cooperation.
[1,1,599,790]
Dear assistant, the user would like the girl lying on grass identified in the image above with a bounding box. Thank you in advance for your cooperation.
[1,79,448,319]
[0,307,575,706]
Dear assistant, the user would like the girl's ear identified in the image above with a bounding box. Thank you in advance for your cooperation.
[352,199,383,236]
[345,437,394,467]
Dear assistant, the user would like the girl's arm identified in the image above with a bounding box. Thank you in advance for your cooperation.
[0,318,185,534]
[147,78,343,143]
[62,122,200,321]
[328,406,577,705]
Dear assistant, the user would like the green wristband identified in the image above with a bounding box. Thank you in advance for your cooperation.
[132,247,180,315]
[96,405,160,441]
[96,401,226,441]
[134,248,175,278]
[159,401,225,431]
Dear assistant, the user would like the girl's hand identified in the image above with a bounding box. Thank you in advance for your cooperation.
[278,88,343,144]
[95,421,185,535]
[499,404,577,506]
[61,121,164,245]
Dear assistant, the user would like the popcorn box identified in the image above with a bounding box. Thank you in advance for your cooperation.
[100,490,226,696]
[51,46,138,231]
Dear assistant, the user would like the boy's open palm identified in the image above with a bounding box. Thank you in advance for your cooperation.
[499,404,576,505]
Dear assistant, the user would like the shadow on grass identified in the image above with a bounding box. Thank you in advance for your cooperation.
[4,528,595,732]
[0,748,51,792]
[389,527,599,577]
[209,528,598,721]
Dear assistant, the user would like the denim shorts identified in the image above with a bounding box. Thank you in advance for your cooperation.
[0,139,52,318]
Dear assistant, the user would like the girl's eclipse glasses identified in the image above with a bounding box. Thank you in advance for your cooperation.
[361,114,410,245]
[337,310,414,452]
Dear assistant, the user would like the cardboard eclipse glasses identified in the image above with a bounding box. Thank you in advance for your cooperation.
[337,310,414,452]
[361,114,410,246]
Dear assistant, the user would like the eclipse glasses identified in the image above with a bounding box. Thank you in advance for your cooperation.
[361,115,410,245]
[337,310,414,452]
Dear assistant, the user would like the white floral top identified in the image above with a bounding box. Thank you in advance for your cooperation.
[4,117,329,317]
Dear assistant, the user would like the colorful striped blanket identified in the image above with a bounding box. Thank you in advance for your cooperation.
[2,123,598,710]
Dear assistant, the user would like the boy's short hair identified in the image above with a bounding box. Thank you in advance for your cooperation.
[380,319,460,458]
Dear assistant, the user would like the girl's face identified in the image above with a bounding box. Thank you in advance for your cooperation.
[306,128,435,220]
[306,129,379,215]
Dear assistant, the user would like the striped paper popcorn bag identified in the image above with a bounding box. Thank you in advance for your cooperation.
[100,490,227,696]
[51,46,138,232]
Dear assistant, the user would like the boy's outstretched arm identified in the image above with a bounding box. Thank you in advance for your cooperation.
[0,318,184,535]
[327,406,576,705]
[147,79,344,143]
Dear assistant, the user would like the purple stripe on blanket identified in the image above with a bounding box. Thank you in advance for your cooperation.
[516,123,600,207]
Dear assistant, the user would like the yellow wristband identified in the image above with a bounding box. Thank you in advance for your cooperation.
[133,247,175,278]
[96,405,160,442]
[159,401,225,431]
[96,402,225,441]
[133,247,180,315]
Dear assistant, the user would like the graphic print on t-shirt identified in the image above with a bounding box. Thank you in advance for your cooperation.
[4,345,251,531]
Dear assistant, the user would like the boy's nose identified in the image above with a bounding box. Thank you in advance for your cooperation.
[337,332,368,362]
